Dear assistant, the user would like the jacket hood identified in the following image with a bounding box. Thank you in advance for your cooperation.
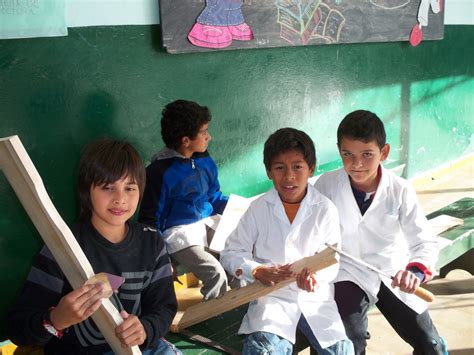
[151,147,185,162]
[151,148,210,162]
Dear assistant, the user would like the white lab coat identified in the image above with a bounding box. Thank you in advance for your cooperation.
[162,215,220,254]
[314,167,439,313]
[220,185,348,348]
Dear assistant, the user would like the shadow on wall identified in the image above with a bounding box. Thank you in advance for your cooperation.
[0,90,121,341]
[79,90,119,140]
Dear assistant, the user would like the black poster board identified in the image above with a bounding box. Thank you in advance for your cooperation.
[160,0,444,54]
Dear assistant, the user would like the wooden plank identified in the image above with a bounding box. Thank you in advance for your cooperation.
[172,246,337,331]
[428,214,464,236]
[0,135,140,355]
[179,329,241,355]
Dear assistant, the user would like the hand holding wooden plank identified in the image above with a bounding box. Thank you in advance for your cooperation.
[0,135,140,355]
[172,245,338,331]
[326,244,435,302]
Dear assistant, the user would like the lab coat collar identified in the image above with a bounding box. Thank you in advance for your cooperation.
[263,185,319,225]
[338,165,390,215]
[369,166,390,209]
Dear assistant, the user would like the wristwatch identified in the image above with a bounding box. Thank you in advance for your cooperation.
[42,308,64,338]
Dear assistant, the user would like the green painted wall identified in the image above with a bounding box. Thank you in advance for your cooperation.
[0,25,472,339]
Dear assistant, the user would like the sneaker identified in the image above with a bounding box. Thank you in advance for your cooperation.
[228,23,254,41]
[188,23,232,49]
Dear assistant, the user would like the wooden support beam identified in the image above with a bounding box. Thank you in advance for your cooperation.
[172,246,337,331]
[0,135,140,355]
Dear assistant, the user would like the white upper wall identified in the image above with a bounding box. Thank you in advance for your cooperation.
[444,0,474,25]
[66,0,160,27]
[66,0,472,27]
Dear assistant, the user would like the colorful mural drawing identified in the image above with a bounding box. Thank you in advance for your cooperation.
[369,0,411,10]
[160,0,444,54]
[188,0,254,49]
[276,1,345,45]
[410,0,442,46]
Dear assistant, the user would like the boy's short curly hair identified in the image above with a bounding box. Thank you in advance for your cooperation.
[337,110,387,149]
[161,100,212,150]
[77,138,146,220]
[263,128,316,171]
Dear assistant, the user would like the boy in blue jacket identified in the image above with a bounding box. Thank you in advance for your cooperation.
[139,100,228,300]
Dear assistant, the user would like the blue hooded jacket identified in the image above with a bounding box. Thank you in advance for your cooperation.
[138,148,228,232]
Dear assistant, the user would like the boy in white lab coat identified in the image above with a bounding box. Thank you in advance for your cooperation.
[221,128,353,355]
[314,110,447,355]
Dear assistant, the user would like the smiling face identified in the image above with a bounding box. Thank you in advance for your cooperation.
[267,149,315,204]
[339,137,390,192]
[90,175,140,243]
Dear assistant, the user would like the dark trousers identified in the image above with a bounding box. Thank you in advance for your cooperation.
[335,281,446,355]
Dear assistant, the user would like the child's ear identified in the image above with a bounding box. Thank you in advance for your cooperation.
[309,165,316,176]
[381,144,390,161]
[181,136,190,147]
[266,170,273,180]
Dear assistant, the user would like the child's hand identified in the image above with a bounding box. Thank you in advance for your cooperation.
[253,264,293,286]
[296,267,318,292]
[115,310,147,348]
[391,269,421,293]
[50,283,105,330]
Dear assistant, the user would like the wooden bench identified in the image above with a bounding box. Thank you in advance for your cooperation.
[430,197,474,277]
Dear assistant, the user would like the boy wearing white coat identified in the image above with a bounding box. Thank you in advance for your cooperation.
[314,110,446,355]
[221,128,353,355]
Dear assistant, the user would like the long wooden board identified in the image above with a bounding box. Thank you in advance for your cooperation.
[172,246,337,331]
[0,135,140,355]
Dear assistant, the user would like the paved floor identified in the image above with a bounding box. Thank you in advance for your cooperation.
[365,270,474,355]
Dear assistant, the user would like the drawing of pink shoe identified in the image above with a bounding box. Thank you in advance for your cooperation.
[228,22,254,41]
[410,23,423,46]
[188,23,232,49]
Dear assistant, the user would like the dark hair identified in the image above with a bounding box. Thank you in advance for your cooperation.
[337,110,386,149]
[77,138,146,220]
[161,100,212,149]
[263,128,316,171]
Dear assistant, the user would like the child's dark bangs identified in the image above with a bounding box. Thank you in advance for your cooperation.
[93,147,139,186]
